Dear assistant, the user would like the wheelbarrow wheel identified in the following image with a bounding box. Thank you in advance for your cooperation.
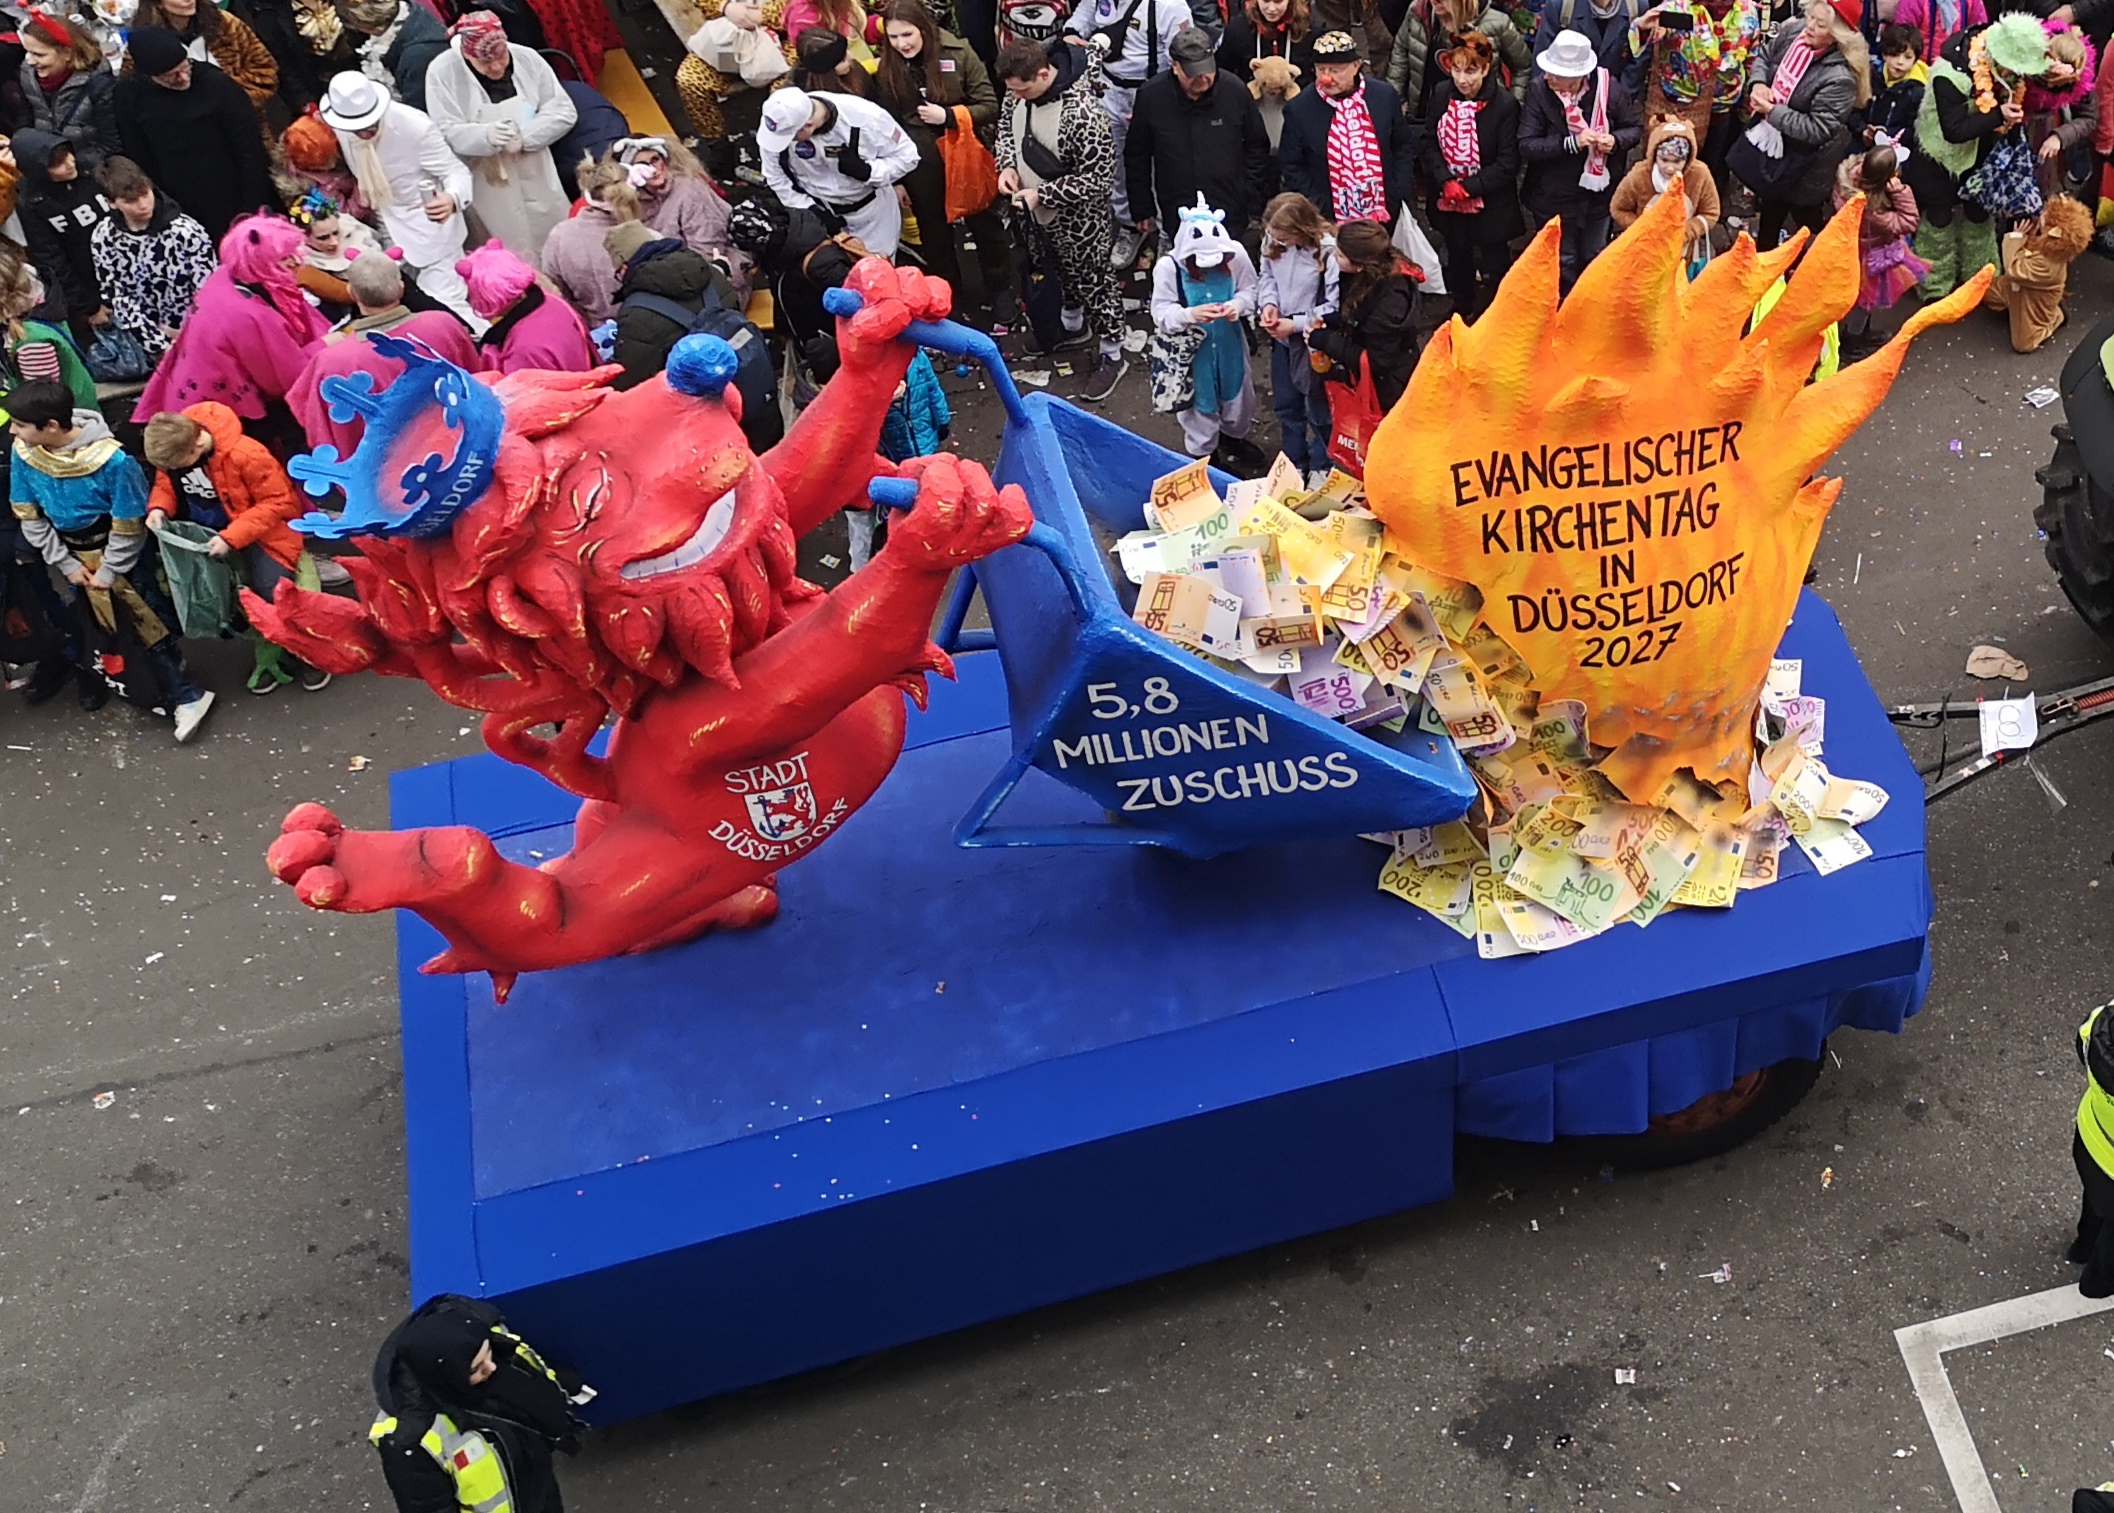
[1566,1049,1825,1171]
[2035,423,2114,647]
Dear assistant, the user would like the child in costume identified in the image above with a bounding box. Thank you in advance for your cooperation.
[1906,12,2048,299]
[8,379,215,739]
[1834,143,1925,352]
[289,187,385,322]
[1148,195,1263,476]
[1255,190,1337,487]
[1983,192,2092,351]
[1611,115,1720,275]
[142,403,331,694]
[860,350,951,570]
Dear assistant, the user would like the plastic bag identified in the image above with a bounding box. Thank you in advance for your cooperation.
[149,518,244,639]
[1391,206,1446,297]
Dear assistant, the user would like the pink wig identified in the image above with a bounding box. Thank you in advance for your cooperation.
[456,240,538,320]
[2026,16,2098,113]
[218,213,324,339]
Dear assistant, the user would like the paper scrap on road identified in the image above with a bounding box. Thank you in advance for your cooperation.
[1964,644,2029,681]
[1979,694,2038,759]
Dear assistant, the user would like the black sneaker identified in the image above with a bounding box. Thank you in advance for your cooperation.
[22,656,70,705]
[1052,325,1095,352]
[296,659,333,692]
[1079,354,1129,403]
[76,665,109,712]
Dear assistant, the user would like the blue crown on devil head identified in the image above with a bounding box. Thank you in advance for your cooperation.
[287,334,504,542]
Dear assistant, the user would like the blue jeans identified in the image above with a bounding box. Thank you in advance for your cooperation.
[1558,211,1612,294]
[1269,338,1333,475]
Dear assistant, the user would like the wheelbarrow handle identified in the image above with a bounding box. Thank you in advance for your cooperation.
[820,288,1031,429]
[864,478,1093,624]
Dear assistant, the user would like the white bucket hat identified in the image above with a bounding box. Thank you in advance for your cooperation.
[319,71,389,131]
[1535,28,1599,80]
[756,88,816,153]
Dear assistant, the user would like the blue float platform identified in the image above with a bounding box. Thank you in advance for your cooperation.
[393,590,1931,1424]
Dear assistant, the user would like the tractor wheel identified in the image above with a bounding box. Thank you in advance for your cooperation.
[1566,1051,1824,1171]
[2035,423,2114,647]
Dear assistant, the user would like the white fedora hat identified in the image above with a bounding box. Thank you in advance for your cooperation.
[1535,28,1599,79]
[319,71,389,131]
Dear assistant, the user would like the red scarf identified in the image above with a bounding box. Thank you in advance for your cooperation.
[1437,96,1485,211]
[1324,85,1388,223]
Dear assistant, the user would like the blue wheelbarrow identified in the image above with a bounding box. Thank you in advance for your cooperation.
[836,294,1479,859]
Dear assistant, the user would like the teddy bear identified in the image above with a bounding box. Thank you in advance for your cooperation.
[1248,52,1302,102]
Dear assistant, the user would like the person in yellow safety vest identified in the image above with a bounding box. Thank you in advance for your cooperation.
[2070,1000,2114,1298]
[370,1294,595,1513]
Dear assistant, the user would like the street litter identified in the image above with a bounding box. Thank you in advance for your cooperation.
[92,1091,115,1110]
[2025,386,2061,408]
[144,952,164,964]
[1893,1448,1915,1458]
[1614,1367,1637,1384]
[1014,370,1051,389]
[347,755,372,772]
[1821,1166,1834,1188]
[1702,1263,1733,1283]
[1965,644,2029,681]
[1979,694,2038,759]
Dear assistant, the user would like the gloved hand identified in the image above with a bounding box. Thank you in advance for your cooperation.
[838,140,872,181]
[1439,179,1472,209]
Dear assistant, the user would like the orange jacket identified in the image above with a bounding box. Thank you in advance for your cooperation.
[147,402,306,568]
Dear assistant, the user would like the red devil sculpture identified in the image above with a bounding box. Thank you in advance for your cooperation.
[248,260,1032,1001]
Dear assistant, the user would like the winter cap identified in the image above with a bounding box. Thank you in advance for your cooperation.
[757,87,817,152]
[1170,26,1217,73]
[450,8,511,68]
[1535,28,1598,79]
[604,217,659,267]
[127,25,190,78]
[1825,0,1861,30]
[796,25,849,71]
[1310,29,1359,62]
[1981,11,2051,77]
[320,70,390,131]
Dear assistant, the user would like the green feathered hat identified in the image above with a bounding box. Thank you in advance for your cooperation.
[1982,12,2051,78]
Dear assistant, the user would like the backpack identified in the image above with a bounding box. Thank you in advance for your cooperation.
[619,290,784,451]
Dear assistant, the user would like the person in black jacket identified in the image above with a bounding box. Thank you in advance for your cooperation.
[339,0,450,111]
[1217,0,1318,146]
[1414,34,1521,317]
[1518,27,1642,290]
[1126,28,1276,241]
[111,29,277,244]
[11,129,109,331]
[1310,217,1420,407]
[370,1294,589,1513]
[1277,29,1416,224]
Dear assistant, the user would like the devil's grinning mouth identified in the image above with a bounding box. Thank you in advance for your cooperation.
[619,486,740,581]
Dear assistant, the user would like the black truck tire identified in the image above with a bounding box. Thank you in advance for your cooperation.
[2037,313,2114,646]
[1564,1051,1825,1170]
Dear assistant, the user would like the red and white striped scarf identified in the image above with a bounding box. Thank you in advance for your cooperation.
[1771,37,1818,99]
[1324,86,1388,223]
[1557,69,1611,190]
[1437,96,1485,211]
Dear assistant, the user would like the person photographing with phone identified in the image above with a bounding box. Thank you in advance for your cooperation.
[1628,0,1763,187]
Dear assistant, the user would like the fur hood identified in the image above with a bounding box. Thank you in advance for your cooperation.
[2025,194,2095,261]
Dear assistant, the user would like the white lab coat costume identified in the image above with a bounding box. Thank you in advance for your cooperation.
[335,101,478,322]
[759,91,920,256]
[422,40,578,263]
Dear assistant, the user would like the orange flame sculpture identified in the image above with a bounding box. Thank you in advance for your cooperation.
[1365,189,1989,801]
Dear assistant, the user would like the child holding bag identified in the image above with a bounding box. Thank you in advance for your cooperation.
[1149,197,1265,476]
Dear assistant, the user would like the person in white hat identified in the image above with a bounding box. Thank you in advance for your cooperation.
[756,86,922,257]
[320,70,480,324]
[1518,26,1639,292]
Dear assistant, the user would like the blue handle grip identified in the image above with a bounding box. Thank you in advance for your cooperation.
[820,287,1031,429]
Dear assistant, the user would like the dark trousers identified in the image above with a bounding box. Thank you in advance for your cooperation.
[1755,196,1827,251]
[2074,1132,2114,1297]
[1557,209,1611,294]
[2077,1488,2114,1513]
[1268,338,1331,474]
[900,143,1014,309]
[1433,210,1516,320]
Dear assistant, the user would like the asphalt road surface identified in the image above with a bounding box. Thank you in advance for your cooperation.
[6,254,2114,1513]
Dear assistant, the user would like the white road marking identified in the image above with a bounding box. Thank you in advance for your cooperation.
[1895,1284,2114,1513]
[68,1399,165,1513]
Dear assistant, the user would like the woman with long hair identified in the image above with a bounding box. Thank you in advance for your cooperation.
[784,0,872,63]
[16,11,122,169]
[540,155,639,323]
[128,0,280,110]
[611,134,751,299]
[1218,0,1317,146]
[1732,0,1870,250]
[874,0,1013,319]
[791,23,870,94]
[1309,218,1420,409]
[134,213,330,457]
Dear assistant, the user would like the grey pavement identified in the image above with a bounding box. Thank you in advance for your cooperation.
[5,256,2114,1513]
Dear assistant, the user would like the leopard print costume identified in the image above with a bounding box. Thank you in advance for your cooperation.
[677,0,798,140]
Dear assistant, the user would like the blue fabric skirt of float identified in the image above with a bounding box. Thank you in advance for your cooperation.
[387,590,1927,1420]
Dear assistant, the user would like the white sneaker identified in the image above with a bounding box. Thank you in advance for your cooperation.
[173,690,215,743]
[1306,468,1331,490]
